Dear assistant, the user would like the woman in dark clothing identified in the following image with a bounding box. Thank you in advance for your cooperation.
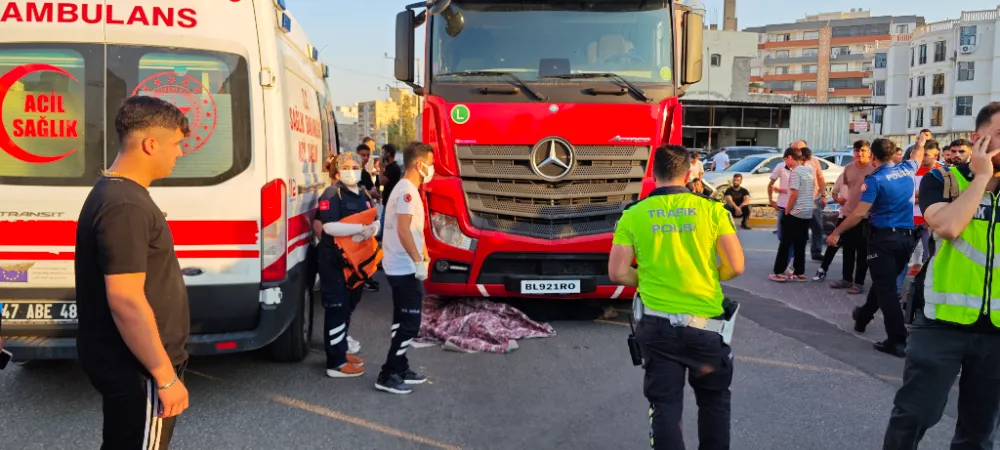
[313,153,379,377]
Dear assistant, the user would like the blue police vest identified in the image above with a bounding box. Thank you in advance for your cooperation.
[861,160,918,229]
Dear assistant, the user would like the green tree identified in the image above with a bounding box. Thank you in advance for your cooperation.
[387,95,417,148]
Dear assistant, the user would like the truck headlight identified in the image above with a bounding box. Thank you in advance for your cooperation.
[431,212,475,251]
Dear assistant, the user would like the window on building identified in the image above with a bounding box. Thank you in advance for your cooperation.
[802,48,819,57]
[934,41,946,62]
[803,31,819,40]
[830,63,848,72]
[960,26,978,46]
[862,62,873,71]
[908,78,913,97]
[931,107,943,127]
[915,108,925,127]
[757,50,762,59]
[932,74,945,95]
[896,24,909,33]
[917,76,926,96]
[828,97,847,103]
[959,62,975,81]
[919,44,927,64]
[875,53,888,68]
[910,47,915,66]
[711,54,722,66]
[907,109,912,128]
[956,96,974,116]
[750,67,760,76]
[874,108,884,124]
[766,80,795,91]
[775,50,790,59]
[831,46,850,58]
[801,81,817,90]
[829,78,865,89]
[775,66,789,75]
[875,80,886,96]
[802,64,817,73]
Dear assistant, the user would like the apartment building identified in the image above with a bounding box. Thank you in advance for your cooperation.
[683,28,758,101]
[872,6,999,145]
[356,88,416,148]
[747,10,923,109]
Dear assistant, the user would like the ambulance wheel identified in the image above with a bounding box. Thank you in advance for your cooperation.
[268,284,310,362]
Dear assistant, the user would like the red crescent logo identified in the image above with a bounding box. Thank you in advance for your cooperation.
[133,72,218,155]
[0,64,80,164]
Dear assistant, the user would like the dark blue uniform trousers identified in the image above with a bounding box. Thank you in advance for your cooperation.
[318,248,363,369]
[636,314,733,450]
[856,231,915,343]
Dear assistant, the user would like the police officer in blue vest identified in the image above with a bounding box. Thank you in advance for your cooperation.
[827,138,924,357]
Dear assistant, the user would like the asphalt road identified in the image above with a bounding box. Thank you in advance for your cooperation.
[0,229,978,449]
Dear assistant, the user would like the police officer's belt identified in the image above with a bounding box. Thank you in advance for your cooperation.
[634,294,727,333]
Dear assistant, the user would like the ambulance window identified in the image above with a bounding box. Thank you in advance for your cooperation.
[105,46,252,186]
[0,44,103,186]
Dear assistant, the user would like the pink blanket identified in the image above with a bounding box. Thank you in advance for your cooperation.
[416,297,557,353]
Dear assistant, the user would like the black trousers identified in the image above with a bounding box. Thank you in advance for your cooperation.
[724,204,750,226]
[774,214,809,275]
[381,274,424,375]
[856,231,915,343]
[636,315,733,450]
[85,361,188,450]
[841,219,870,285]
[820,217,844,271]
[318,249,364,368]
[884,318,1000,450]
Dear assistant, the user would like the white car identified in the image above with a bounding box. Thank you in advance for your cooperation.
[702,154,844,207]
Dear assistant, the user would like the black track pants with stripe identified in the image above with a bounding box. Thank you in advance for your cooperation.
[86,362,187,450]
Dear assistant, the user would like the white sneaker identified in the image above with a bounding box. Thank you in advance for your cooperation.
[347,336,361,355]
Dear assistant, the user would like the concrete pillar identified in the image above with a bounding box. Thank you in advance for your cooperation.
[817,26,832,102]
[723,0,737,31]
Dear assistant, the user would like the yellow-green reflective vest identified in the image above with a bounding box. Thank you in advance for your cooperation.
[924,166,1000,327]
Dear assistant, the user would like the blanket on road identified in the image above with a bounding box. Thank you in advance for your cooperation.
[416,297,557,353]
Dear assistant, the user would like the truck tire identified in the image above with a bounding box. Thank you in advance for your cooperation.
[267,284,310,362]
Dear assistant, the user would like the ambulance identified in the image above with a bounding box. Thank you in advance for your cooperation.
[0,0,337,362]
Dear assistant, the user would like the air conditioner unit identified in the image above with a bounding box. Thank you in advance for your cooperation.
[828,88,836,92]
[960,45,976,54]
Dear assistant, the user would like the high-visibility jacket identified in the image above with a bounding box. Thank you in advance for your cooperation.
[923,166,1000,327]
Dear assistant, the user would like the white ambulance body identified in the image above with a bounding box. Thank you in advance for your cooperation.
[0,0,336,362]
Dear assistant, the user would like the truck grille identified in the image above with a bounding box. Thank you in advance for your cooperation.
[457,144,649,239]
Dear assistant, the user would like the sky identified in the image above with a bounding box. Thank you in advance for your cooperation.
[288,0,1000,108]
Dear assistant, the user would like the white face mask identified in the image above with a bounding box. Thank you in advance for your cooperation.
[339,169,361,186]
[418,162,434,184]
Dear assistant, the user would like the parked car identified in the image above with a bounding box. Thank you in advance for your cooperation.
[816,151,854,167]
[704,146,780,171]
[702,153,844,207]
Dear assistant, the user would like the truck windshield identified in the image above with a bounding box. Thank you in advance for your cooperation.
[430,2,673,84]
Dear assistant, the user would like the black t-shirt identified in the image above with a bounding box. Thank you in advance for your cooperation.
[315,184,375,262]
[917,163,1000,334]
[360,170,375,191]
[724,186,750,206]
[75,177,190,373]
[381,162,402,206]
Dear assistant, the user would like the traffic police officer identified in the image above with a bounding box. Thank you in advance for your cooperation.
[609,144,745,450]
[827,138,924,357]
[882,103,1000,449]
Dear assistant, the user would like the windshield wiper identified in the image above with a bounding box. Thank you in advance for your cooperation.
[540,73,653,103]
[436,71,548,102]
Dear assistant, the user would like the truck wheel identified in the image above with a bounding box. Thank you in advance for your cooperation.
[267,284,310,362]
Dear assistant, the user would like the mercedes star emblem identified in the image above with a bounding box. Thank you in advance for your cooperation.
[530,137,575,181]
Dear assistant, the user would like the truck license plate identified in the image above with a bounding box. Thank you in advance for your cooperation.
[520,280,581,294]
[1,301,78,324]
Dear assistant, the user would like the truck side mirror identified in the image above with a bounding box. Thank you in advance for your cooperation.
[681,11,704,86]
[395,10,418,88]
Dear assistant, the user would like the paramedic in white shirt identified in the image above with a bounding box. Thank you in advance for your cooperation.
[712,148,730,171]
[375,142,435,395]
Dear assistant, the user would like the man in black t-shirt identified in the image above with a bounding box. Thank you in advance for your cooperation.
[723,174,752,229]
[75,96,191,450]
[380,144,402,207]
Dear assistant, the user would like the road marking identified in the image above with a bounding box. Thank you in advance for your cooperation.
[592,319,902,381]
[271,395,463,450]
[187,371,463,449]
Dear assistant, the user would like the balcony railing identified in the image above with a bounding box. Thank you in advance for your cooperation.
[764,55,820,64]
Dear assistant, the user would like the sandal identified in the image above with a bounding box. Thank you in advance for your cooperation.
[830,279,853,289]
[847,284,865,295]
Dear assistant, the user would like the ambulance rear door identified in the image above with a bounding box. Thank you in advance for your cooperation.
[0,1,106,334]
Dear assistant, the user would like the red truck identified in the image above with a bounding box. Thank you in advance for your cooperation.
[393,0,704,299]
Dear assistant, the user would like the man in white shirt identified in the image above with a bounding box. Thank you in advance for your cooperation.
[687,151,705,182]
[711,148,730,171]
[376,142,435,395]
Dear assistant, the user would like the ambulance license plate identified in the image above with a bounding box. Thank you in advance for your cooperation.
[520,280,581,294]
[1,301,78,324]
